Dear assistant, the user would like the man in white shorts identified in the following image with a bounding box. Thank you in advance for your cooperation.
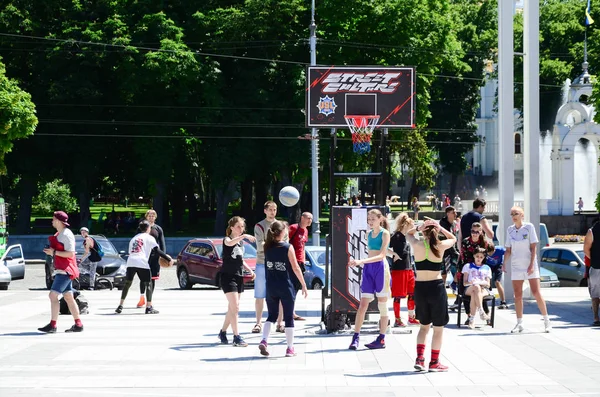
[583,221,600,326]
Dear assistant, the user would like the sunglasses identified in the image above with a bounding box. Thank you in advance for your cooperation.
[471,230,481,234]
[510,212,521,216]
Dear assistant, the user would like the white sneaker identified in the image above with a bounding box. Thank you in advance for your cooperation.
[544,320,552,333]
[480,311,490,321]
[511,323,525,334]
[467,317,475,329]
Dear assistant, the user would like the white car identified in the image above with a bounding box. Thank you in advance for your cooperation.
[0,244,25,290]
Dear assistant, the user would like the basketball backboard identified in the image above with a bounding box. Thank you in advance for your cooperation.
[306,66,415,128]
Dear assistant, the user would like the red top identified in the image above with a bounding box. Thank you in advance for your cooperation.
[288,224,308,263]
[49,234,79,279]
[585,255,591,268]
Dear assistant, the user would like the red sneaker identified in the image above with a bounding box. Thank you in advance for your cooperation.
[394,318,406,327]
[408,316,420,325]
[428,361,449,372]
[414,357,425,372]
[136,296,146,308]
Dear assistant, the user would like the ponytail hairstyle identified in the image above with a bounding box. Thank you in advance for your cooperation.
[226,216,246,237]
[394,212,411,233]
[368,209,389,231]
[421,224,441,257]
[264,220,286,251]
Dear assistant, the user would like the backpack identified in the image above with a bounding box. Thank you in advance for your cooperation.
[59,291,89,315]
[89,237,104,262]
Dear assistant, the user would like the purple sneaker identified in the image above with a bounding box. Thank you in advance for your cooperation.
[285,347,296,357]
[258,339,269,356]
[365,335,386,350]
[348,334,360,350]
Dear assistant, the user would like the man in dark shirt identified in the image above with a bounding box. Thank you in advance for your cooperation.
[439,206,459,288]
[583,220,600,326]
[458,198,493,247]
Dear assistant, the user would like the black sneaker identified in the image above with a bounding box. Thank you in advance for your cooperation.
[115,305,123,314]
[65,324,84,333]
[145,306,159,314]
[498,302,508,310]
[218,330,229,345]
[37,323,57,333]
[233,335,248,347]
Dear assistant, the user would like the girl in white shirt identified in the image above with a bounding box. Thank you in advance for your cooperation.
[504,206,551,333]
[462,248,492,329]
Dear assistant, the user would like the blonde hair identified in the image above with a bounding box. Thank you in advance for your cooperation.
[145,209,157,219]
[511,206,524,215]
[226,216,246,237]
[368,209,389,230]
[394,212,411,232]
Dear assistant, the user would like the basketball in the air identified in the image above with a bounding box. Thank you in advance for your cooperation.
[279,186,300,207]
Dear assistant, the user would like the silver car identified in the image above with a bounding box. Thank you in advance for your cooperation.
[540,244,587,287]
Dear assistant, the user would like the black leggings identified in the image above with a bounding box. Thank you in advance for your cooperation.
[140,280,155,294]
[266,293,295,328]
[122,268,153,302]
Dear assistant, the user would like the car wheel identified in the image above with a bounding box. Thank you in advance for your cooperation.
[0,284,8,290]
[580,278,588,287]
[312,279,323,290]
[178,267,193,290]
[45,266,53,290]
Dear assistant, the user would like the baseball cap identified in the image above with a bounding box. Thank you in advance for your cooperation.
[80,227,89,233]
[53,211,70,227]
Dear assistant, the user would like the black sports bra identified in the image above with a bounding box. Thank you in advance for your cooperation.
[414,240,442,271]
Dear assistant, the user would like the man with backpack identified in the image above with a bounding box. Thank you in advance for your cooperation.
[80,227,104,290]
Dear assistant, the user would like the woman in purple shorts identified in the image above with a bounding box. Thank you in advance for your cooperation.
[348,209,391,350]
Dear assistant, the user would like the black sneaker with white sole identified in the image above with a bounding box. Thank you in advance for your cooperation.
[145,306,159,314]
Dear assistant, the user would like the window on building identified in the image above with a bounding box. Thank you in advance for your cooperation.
[514,133,522,154]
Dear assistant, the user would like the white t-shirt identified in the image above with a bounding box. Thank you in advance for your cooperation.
[461,263,492,285]
[57,228,76,252]
[126,232,158,269]
[505,222,539,268]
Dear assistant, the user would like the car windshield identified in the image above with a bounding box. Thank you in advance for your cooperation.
[576,250,585,261]
[75,236,118,256]
[215,242,257,259]
[307,248,327,266]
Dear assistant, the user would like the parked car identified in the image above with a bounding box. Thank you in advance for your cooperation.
[540,244,587,287]
[176,237,257,289]
[1,244,26,288]
[303,245,329,290]
[539,267,561,288]
[0,263,11,290]
[492,222,550,248]
[45,235,127,290]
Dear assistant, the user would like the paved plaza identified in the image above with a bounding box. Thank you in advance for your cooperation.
[1,271,600,397]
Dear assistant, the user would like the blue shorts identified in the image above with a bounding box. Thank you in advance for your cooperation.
[254,263,266,299]
[360,261,390,299]
[51,273,75,295]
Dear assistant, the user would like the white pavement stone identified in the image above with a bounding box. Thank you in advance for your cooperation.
[0,287,600,397]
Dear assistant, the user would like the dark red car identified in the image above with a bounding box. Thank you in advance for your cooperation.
[176,237,257,289]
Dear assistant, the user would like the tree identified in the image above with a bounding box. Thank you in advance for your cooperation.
[0,59,37,173]
[33,179,78,215]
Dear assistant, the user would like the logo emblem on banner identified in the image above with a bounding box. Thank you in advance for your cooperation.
[317,96,337,116]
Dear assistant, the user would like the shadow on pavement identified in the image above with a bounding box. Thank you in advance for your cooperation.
[200,356,261,362]
[28,288,49,291]
[213,310,323,318]
[170,343,219,351]
[345,371,423,377]
[0,332,47,337]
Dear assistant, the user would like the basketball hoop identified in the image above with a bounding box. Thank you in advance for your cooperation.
[345,115,380,154]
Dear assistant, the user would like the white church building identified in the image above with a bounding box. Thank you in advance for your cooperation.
[469,62,599,215]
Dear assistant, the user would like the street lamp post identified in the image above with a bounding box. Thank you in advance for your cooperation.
[309,0,321,246]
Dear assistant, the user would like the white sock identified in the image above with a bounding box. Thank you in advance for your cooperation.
[284,327,294,348]
[517,318,523,324]
[543,315,550,322]
[262,322,272,342]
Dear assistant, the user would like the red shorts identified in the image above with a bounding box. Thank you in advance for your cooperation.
[391,269,415,298]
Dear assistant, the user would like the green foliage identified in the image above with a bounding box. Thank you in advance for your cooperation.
[34,179,78,215]
[596,191,600,213]
[0,59,37,174]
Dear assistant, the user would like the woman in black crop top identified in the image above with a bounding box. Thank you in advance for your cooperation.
[218,216,256,348]
[388,213,418,327]
[406,219,456,373]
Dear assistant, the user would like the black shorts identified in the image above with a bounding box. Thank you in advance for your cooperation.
[491,265,503,284]
[414,279,449,327]
[126,267,151,283]
[221,273,244,294]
